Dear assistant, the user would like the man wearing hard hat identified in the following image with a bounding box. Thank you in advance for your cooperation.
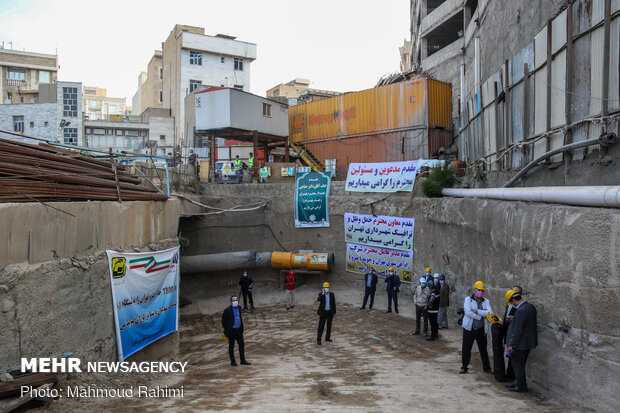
[316,282,336,345]
[384,268,401,314]
[411,277,430,336]
[505,289,538,393]
[459,281,493,374]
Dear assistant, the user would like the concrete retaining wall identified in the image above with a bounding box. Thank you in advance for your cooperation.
[0,200,181,369]
[181,182,619,411]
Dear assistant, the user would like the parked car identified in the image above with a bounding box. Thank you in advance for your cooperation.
[213,161,251,183]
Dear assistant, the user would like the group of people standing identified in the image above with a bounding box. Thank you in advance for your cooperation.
[221,269,538,394]
[460,281,538,393]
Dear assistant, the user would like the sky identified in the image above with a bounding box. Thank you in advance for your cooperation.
[0,0,410,104]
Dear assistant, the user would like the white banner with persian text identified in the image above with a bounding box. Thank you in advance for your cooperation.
[344,213,414,251]
[345,161,419,192]
[107,247,180,361]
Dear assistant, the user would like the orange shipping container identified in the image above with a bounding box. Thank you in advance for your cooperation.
[289,78,452,144]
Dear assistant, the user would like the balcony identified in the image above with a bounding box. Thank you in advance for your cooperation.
[6,79,27,86]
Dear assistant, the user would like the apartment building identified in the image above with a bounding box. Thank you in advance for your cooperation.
[83,86,126,121]
[0,81,82,145]
[0,47,58,104]
[132,50,163,116]
[162,24,257,148]
[266,78,340,106]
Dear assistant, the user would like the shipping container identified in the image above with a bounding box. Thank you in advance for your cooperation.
[288,78,452,177]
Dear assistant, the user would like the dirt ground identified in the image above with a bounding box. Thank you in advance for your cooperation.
[35,287,583,412]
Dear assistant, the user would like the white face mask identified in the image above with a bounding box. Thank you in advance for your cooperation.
[232,301,239,307]
[324,288,329,293]
[440,280,444,285]
[243,273,248,277]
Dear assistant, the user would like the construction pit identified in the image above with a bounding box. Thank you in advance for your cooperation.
[1,182,619,412]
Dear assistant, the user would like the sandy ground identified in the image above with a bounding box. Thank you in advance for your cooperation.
[35,286,584,412]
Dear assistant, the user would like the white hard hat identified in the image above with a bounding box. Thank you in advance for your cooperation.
[419,277,426,283]
[433,273,440,278]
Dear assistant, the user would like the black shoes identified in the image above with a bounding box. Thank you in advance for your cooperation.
[317,340,321,345]
[231,361,238,366]
[360,307,365,310]
[459,367,468,374]
[395,309,399,314]
[386,310,392,313]
[325,338,332,342]
[411,331,420,335]
[483,368,492,374]
[426,336,437,341]
[423,332,428,337]
[240,361,252,365]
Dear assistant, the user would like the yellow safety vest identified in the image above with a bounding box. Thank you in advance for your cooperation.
[248,156,254,168]
[234,159,242,171]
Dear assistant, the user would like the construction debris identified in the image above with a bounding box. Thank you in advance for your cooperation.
[0,138,167,203]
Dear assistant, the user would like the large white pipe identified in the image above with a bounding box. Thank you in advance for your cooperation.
[442,186,620,208]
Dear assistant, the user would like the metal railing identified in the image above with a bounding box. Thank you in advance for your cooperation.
[5,79,27,86]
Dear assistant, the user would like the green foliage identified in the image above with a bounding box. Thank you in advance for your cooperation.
[421,163,455,198]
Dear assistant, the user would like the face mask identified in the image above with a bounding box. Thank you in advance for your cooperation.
[232,301,239,307]
[243,274,247,277]
[388,272,394,276]
[475,290,484,298]
[324,288,329,293]
[421,283,426,288]
[440,280,444,285]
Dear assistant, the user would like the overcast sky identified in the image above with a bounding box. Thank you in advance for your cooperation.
[0,0,410,104]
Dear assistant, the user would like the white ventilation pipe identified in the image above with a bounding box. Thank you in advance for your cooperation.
[442,186,620,208]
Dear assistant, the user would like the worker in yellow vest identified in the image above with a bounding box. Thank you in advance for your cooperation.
[233,155,243,181]
[248,152,255,178]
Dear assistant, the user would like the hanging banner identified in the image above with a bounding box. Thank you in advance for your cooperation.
[345,243,413,282]
[107,246,180,361]
[344,213,414,251]
[295,171,331,228]
[345,160,419,192]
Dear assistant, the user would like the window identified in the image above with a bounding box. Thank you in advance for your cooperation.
[29,122,34,128]
[234,58,244,71]
[262,103,272,117]
[13,116,24,132]
[89,100,97,108]
[233,84,243,90]
[63,128,78,145]
[106,129,113,135]
[159,91,163,103]
[221,57,225,63]
[140,130,148,137]
[8,69,26,80]
[160,135,166,141]
[20,96,24,103]
[126,130,138,137]
[190,51,202,65]
[63,87,78,117]
[93,128,105,135]
[159,67,163,79]
[44,121,49,127]
[189,79,202,93]
[39,71,50,83]
[84,88,96,95]
[116,130,123,136]
[108,105,116,114]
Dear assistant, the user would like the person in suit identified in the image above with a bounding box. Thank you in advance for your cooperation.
[238,271,254,312]
[385,267,401,314]
[437,274,450,329]
[221,295,251,366]
[317,282,336,345]
[506,291,538,393]
[360,267,378,309]
[500,285,523,381]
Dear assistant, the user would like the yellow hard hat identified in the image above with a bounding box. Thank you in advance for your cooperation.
[388,267,394,271]
[487,312,502,324]
[322,282,330,288]
[474,281,486,291]
[425,267,431,273]
[505,289,517,305]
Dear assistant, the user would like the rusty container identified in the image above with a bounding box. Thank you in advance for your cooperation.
[288,78,452,177]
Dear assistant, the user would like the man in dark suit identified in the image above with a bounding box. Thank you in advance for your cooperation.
[221,295,251,366]
[360,268,378,309]
[238,271,254,312]
[506,292,537,392]
[385,267,401,313]
[317,282,336,345]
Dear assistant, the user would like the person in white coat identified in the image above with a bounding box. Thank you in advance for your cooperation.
[459,281,493,374]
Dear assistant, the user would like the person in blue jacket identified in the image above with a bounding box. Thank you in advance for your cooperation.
[361,267,378,309]
[385,267,401,314]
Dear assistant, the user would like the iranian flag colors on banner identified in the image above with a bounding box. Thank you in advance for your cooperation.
[107,246,180,361]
